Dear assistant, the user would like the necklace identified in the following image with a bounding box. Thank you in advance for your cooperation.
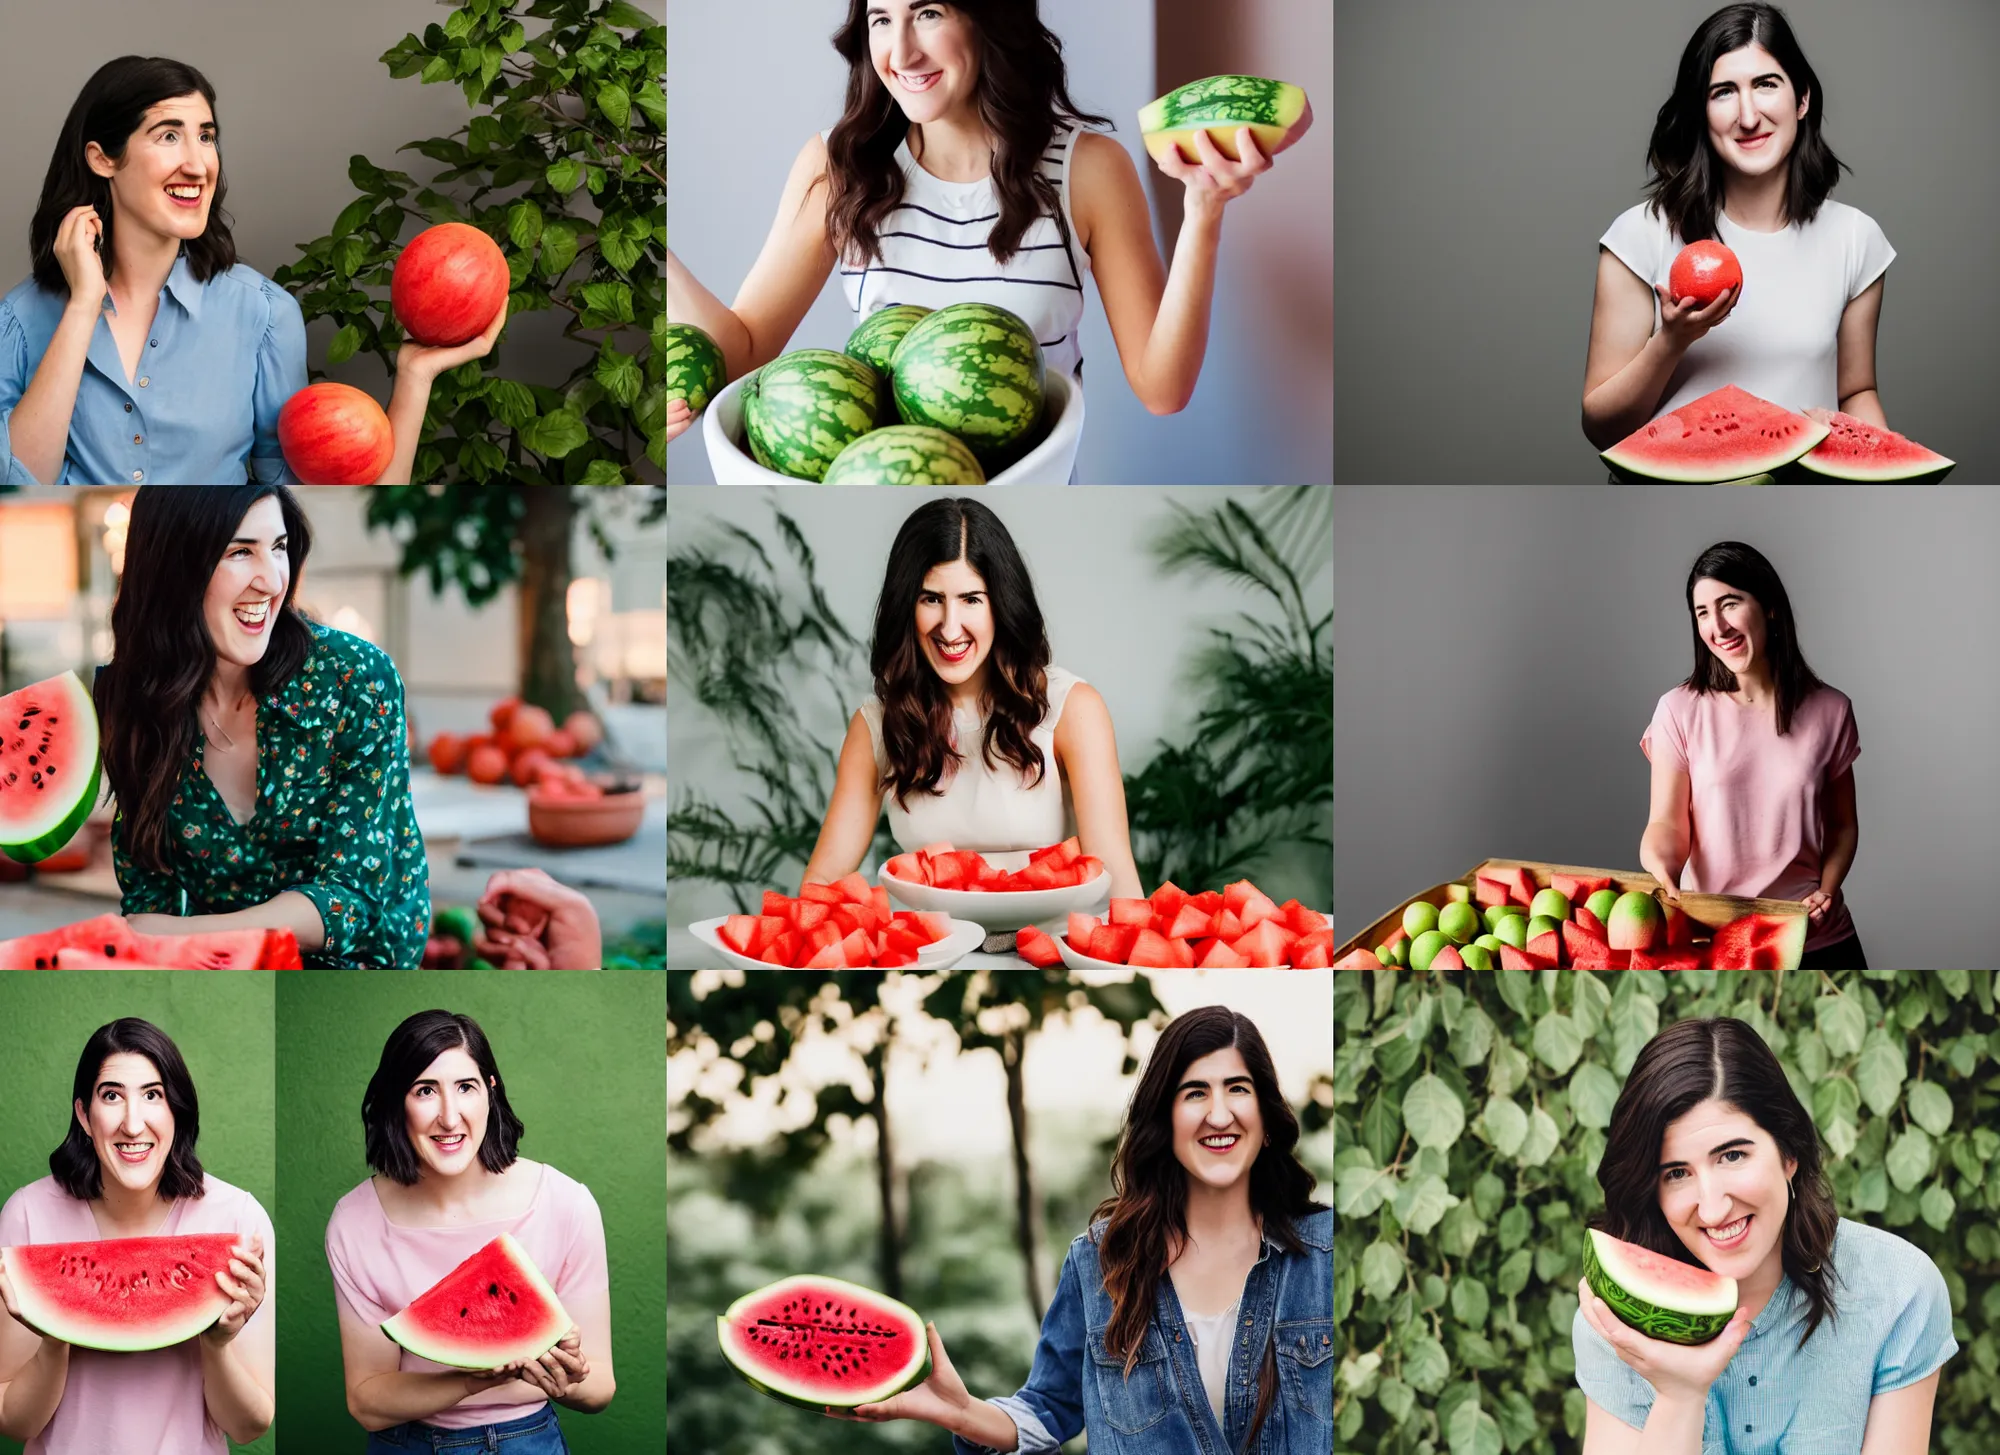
[204,691,255,751]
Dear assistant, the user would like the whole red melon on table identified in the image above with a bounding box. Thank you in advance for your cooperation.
[1,1233,241,1350]
[278,382,393,484]
[1667,240,1742,309]
[381,1234,571,1369]
[392,222,510,346]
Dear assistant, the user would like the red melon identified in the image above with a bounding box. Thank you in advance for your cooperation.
[278,382,392,485]
[392,223,510,346]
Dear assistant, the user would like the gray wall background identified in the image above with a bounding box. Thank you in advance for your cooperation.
[0,0,654,476]
[666,0,1334,484]
[1334,0,1998,483]
[1333,485,2000,968]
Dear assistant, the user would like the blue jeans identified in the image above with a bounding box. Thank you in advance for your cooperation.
[364,1403,570,1453]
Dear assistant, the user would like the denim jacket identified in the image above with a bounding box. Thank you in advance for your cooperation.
[953,1208,1333,1455]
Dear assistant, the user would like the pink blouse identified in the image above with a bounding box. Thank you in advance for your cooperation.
[324,1162,608,1431]
[1642,683,1860,951]
[0,1174,273,1455]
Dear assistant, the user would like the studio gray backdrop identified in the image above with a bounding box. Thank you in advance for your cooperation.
[1333,485,2000,969]
[0,0,659,478]
[666,0,1334,485]
[1334,0,1997,483]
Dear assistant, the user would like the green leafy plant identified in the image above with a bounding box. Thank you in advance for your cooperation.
[273,0,665,483]
[1335,968,1993,1454]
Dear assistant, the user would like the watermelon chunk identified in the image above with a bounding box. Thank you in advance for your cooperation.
[1233,919,1291,968]
[1574,906,1609,940]
[383,1233,571,1369]
[1527,930,1563,965]
[1126,928,1177,968]
[1561,920,1612,963]
[1629,946,1704,970]
[1473,877,1512,909]
[1015,925,1061,967]
[1430,942,1465,970]
[1108,898,1153,928]
[1494,867,1537,906]
[1200,937,1253,968]
[1705,913,1806,970]
[1551,872,1612,903]
[1499,943,1557,970]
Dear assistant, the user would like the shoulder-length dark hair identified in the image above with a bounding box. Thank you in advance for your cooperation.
[1682,540,1825,735]
[1641,3,1847,242]
[362,1011,525,1186]
[52,1018,206,1202]
[872,496,1050,807]
[93,485,316,874]
[30,56,238,298]
[819,0,1113,267]
[1593,1016,1839,1352]
[1089,1006,1326,1444]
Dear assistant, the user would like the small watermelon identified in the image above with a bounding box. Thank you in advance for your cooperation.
[1602,385,1828,483]
[1139,75,1314,165]
[1582,1228,1738,1345]
[823,426,986,485]
[890,303,1045,461]
[665,323,726,417]
[743,349,885,481]
[1797,409,1954,483]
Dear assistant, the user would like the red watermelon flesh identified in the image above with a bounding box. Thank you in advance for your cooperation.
[1798,409,1954,483]
[1630,946,1705,970]
[1333,947,1383,969]
[1493,867,1537,905]
[1499,943,1558,970]
[1603,386,1828,483]
[1574,906,1609,940]
[1527,931,1563,964]
[0,914,143,969]
[0,670,103,865]
[1561,920,1612,962]
[1430,943,1465,970]
[381,1234,570,1369]
[1704,913,1806,970]
[1552,873,1611,903]
[3,1233,239,1351]
[716,1274,930,1410]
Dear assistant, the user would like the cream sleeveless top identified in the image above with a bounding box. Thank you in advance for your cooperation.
[858,665,1083,863]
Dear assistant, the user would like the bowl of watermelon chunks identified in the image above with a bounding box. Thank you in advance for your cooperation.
[881,837,1110,932]
[691,873,983,969]
[1010,879,1332,969]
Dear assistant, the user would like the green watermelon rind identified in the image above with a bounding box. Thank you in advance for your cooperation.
[0,670,104,865]
[1583,1228,1737,1346]
[743,350,884,482]
[1794,410,1956,483]
[4,1233,238,1352]
[664,323,726,417]
[717,1274,932,1410]
[1138,75,1312,164]
[1601,387,1829,483]
[844,306,933,377]
[823,426,988,485]
[381,1233,571,1370]
[890,304,1045,458]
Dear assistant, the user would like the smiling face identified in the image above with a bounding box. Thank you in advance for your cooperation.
[867,1,979,122]
[75,1052,175,1199]
[1691,576,1768,677]
[1657,1098,1795,1281]
[1170,1047,1265,1194]
[88,93,219,248]
[203,496,288,670]
[402,1045,492,1181]
[1706,44,1808,177]
[914,557,994,691]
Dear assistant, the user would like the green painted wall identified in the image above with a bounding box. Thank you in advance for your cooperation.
[275,972,665,1451]
[0,972,276,1455]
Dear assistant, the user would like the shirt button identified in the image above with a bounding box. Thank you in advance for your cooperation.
[124,402,133,413]
[132,434,142,444]
[1748,1376,1757,1386]
[138,377,149,387]
[150,339,158,347]
[130,470,143,482]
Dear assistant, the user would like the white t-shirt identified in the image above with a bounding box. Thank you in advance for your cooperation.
[1179,1296,1242,1427]
[1597,198,1894,418]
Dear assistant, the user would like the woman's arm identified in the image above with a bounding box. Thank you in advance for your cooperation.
[1857,1368,1938,1454]
[1637,752,1693,902]
[335,1305,517,1432]
[1074,128,1273,416]
[799,712,887,892]
[1815,767,1858,901]
[196,1236,274,1443]
[369,303,511,484]
[1581,249,1688,453]
[1834,276,1886,428]
[1051,684,1143,899]
[0,1251,68,1442]
[6,301,98,486]
[547,1285,616,1415]
[128,889,327,952]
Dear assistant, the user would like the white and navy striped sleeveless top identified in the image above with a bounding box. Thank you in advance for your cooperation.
[825,121,1090,380]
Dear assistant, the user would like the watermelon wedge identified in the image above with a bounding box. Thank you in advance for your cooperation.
[2,1233,239,1351]
[1582,1228,1737,1345]
[1798,409,1954,483]
[1704,913,1806,970]
[0,671,104,865]
[1603,386,1828,483]
[381,1234,571,1369]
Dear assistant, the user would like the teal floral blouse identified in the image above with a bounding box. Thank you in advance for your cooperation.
[111,621,430,969]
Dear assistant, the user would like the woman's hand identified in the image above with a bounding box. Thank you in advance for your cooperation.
[514,1329,590,1401]
[1577,1277,1751,1404]
[124,913,180,936]
[1801,887,1838,925]
[0,1249,58,1345]
[1153,126,1274,223]
[666,398,694,443]
[396,299,510,387]
[824,1322,971,1428]
[53,205,109,313]
[1653,281,1740,351]
[474,867,602,970]
[201,1235,267,1344]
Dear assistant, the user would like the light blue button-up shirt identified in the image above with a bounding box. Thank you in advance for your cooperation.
[1574,1217,1957,1454]
[0,247,306,484]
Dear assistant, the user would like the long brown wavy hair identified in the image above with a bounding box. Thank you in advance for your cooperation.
[871,497,1049,808]
[818,0,1113,266]
[1591,1016,1841,1353]
[1090,1006,1326,1445]
[92,486,316,874]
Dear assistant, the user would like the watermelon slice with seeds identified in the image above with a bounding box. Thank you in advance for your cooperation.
[1603,385,1829,483]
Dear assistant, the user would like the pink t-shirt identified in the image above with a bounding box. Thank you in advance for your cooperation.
[324,1162,607,1431]
[1641,682,1860,951]
[0,1174,274,1455]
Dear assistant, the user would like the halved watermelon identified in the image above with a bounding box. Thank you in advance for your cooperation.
[381,1234,571,1369]
[1704,913,1806,970]
[2,1233,239,1351]
[717,1274,930,1411]
[1582,1228,1737,1344]
[1603,385,1828,483]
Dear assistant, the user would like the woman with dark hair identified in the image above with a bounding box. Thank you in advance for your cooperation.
[826,1003,1330,1449]
[665,0,1312,453]
[0,55,503,486]
[0,1018,273,1451]
[1574,1016,1951,1453]
[1582,4,1897,460]
[325,1010,615,1450]
[801,495,1144,905]
[92,484,430,969]
[1638,541,1864,968]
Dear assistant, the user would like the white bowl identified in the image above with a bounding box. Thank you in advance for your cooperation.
[879,867,1111,933]
[704,367,1083,485]
[1053,909,1334,970]
[686,915,985,970]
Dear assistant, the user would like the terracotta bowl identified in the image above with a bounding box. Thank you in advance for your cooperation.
[527,787,644,847]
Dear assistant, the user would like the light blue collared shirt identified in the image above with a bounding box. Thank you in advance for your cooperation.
[0,246,306,484]
[1573,1217,1957,1454]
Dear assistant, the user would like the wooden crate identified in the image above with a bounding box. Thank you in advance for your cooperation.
[1334,856,1807,963]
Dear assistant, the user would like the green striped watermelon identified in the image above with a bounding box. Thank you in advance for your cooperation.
[890,303,1044,460]
[823,426,987,485]
[665,323,726,417]
[1139,75,1313,166]
[846,306,932,376]
[743,349,885,481]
